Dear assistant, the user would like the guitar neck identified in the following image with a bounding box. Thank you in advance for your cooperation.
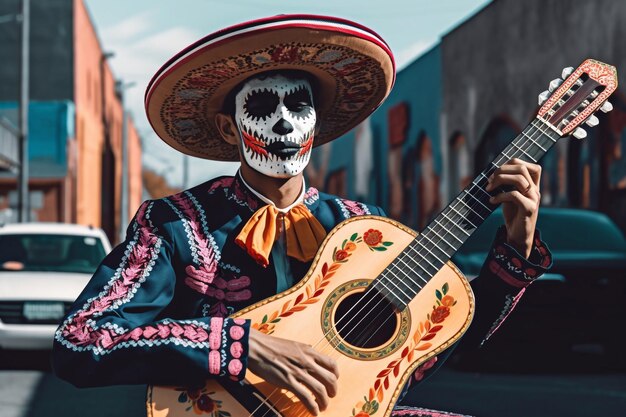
[376,117,561,309]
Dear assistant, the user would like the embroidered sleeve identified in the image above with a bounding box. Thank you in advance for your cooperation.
[486,226,552,287]
[52,199,250,387]
[460,225,552,349]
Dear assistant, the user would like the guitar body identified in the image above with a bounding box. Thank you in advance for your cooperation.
[148,216,475,417]
[147,58,618,416]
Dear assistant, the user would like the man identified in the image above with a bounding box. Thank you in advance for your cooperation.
[53,15,551,416]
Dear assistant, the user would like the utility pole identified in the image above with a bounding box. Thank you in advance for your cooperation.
[182,154,189,189]
[17,0,30,222]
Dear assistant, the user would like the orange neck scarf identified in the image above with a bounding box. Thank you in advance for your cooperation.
[235,203,326,268]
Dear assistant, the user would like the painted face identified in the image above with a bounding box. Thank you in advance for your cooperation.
[234,74,316,178]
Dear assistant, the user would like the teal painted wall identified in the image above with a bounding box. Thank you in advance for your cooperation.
[0,101,75,177]
[311,45,443,230]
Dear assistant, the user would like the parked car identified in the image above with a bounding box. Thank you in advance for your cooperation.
[452,207,626,369]
[0,223,111,350]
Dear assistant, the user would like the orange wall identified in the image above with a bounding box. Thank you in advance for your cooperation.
[73,0,106,227]
[73,0,143,240]
[128,116,143,217]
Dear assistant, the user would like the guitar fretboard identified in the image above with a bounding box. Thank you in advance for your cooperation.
[374,117,561,309]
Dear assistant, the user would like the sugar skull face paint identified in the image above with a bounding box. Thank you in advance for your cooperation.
[234,74,316,178]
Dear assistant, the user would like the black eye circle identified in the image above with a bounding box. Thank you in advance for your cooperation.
[244,90,279,120]
[284,87,313,118]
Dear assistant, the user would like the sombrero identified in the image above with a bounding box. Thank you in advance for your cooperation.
[145,14,396,161]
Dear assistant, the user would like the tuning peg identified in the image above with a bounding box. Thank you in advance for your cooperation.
[585,115,599,127]
[561,67,575,79]
[538,90,550,105]
[549,78,563,92]
[600,100,613,113]
[573,127,587,139]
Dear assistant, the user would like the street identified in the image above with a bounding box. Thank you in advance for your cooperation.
[1,350,625,417]
[0,350,146,417]
[405,368,626,417]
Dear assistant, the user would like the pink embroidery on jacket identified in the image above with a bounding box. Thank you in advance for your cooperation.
[209,175,260,211]
[98,322,209,351]
[203,276,252,302]
[413,356,437,382]
[207,177,235,195]
[337,198,371,219]
[135,200,150,228]
[231,176,260,210]
[170,193,218,268]
[169,192,222,296]
[201,274,252,318]
[391,407,472,417]
[58,205,213,353]
[304,187,319,206]
[58,232,213,353]
[62,224,159,346]
[184,264,218,294]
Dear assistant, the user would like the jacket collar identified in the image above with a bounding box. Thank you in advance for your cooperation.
[225,171,320,217]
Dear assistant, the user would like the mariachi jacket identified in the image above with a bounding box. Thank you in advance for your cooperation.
[52,173,552,395]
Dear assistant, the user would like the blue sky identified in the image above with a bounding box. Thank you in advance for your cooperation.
[84,0,490,187]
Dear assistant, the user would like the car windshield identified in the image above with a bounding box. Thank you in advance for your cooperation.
[0,233,106,274]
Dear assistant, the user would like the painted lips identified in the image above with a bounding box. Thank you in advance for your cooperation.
[266,140,300,158]
[240,128,314,161]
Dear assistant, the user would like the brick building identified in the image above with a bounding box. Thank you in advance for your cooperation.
[0,0,143,243]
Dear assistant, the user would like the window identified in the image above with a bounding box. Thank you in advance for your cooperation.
[0,234,106,274]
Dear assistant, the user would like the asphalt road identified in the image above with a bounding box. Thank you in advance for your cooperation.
[404,368,626,417]
[1,350,625,417]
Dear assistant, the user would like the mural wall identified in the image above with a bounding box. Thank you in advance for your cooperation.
[442,0,626,231]
[310,0,626,233]
[309,46,443,231]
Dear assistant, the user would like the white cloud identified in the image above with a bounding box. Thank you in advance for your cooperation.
[133,27,199,56]
[101,11,154,43]
[96,14,211,186]
[103,22,199,84]
[395,39,435,70]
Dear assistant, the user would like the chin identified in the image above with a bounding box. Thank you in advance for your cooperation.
[259,165,305,179]
[244,154,311,179]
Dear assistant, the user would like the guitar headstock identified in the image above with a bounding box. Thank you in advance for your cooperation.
[537,59,617,139]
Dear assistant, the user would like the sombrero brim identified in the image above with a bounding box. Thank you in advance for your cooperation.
[145,14,396,161]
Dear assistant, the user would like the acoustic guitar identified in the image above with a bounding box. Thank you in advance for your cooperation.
[147,59,617,417]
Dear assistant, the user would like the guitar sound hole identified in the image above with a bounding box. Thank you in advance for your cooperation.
[334,289,398,349]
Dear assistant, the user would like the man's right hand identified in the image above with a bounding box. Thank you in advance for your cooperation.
[247,328,339,415]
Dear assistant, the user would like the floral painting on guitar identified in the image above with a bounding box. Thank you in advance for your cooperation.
[252,229,394,335]
[352,283,457,417]
[176,387,231,416]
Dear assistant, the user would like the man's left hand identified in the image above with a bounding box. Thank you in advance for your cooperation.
[486,158,542,259]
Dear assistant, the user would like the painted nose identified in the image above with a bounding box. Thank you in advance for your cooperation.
[272,118,294,135]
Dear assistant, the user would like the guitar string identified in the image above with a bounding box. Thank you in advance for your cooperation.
[314,118,553,356]
[305,119,552,367]
[343,119,555,354]
[281,83,603,416]
[293,119,556,417]
[249,117,559,417]
[250,118,554,417]
[265,80,603,414]
[252,118,555,417]
[280,119,554,417]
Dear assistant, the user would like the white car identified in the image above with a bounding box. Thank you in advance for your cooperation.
[0,223,111,349]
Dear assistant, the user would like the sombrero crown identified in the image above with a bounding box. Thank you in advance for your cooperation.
[145,14,396,161]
